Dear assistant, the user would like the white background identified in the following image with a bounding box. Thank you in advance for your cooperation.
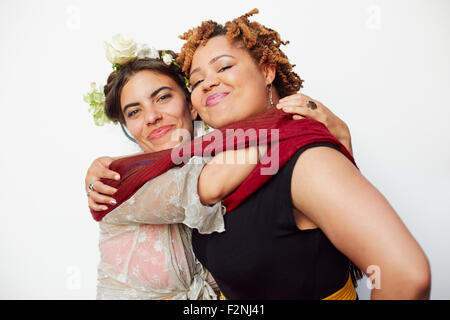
[0,0,449,299]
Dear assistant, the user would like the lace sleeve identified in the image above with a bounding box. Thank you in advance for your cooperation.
[102,156,226,234]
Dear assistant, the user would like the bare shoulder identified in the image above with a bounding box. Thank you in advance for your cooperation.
[293,145,357,176]
[289,145,429,288]
[290,146,361,200]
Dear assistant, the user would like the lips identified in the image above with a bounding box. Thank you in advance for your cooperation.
[206,92,229,107]
[147,124,174,140]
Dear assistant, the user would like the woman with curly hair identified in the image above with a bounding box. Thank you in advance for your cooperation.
[87,9,430,299]
[178,9,429,299]
[86,36,350,299]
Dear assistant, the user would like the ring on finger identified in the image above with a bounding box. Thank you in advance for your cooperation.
[89,180,96,191]
[307,100,318,110]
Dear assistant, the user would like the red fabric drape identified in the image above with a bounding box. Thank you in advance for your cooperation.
[91,108,355,221]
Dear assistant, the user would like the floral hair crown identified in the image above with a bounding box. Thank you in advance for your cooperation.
[83,34,190,126]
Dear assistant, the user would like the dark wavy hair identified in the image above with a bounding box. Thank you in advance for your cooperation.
[103,51,190,125]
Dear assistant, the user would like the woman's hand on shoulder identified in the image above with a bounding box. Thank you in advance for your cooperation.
[276,93,353,154]
[85,156,120,211]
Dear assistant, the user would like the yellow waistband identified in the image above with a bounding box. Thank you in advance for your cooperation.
[218,274,356,300]
[219,290,227,300]
[322,274,357,300]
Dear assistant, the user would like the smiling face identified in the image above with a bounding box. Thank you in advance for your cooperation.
[189,36,275,128]
[120,70,197,152]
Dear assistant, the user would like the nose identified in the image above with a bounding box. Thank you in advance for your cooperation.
[202,72,220,92]
[144,105,162,125]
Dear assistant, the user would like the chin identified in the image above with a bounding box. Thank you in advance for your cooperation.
[206,115,229,129]
[206,120,222,129]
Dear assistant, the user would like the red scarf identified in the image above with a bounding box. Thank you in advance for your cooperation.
[91,108,356,221]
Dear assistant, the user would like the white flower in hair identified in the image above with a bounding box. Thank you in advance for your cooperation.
[137,44,150,59]
[137,44,160,60]
[162,51,175,65]
[148,47,160,59]
[104,34,137,65]
[85,34,191,128]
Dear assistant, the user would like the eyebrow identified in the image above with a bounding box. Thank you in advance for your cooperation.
[190,54,236,77]
[122,86,172,113]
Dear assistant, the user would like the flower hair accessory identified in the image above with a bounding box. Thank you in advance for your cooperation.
[84,34,191,126]
[83,82,112,126]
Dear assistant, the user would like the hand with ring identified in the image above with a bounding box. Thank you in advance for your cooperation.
[85,156,120,211]
[86,180,95,197]
[276,93,353,154]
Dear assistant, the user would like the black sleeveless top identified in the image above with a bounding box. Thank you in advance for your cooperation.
[192,142,353,299]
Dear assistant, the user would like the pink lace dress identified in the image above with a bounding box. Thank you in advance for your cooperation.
[96,157,225,299]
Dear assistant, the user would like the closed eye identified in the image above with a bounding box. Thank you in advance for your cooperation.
[191,66,232,91]
[191,80,203,91]
[157,93,172,103]
[219,65,232,72]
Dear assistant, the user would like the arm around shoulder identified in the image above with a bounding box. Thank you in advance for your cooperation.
[198,146,264,205]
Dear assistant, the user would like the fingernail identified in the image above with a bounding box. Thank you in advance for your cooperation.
[101,206,108,211]
[110,199,117,205]
[115,175,120,180]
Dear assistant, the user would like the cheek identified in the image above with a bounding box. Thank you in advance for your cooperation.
[242,71,268,107]
[225,69,242,86]
[167,101,193,128]
[227,65,265,99]
[125,119,143,140]
[191,93,202,113]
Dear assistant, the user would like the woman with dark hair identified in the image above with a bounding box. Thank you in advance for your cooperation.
[87,42,268,299]
[91,52,216,300]
[86,36,348,300]
[87,9,430,300]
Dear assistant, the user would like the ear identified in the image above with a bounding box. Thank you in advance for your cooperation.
[261,64,276,86]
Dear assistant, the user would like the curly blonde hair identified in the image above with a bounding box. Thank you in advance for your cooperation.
[177,8,303,98]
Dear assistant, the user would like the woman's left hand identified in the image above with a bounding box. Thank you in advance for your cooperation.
[276,93,353,154]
